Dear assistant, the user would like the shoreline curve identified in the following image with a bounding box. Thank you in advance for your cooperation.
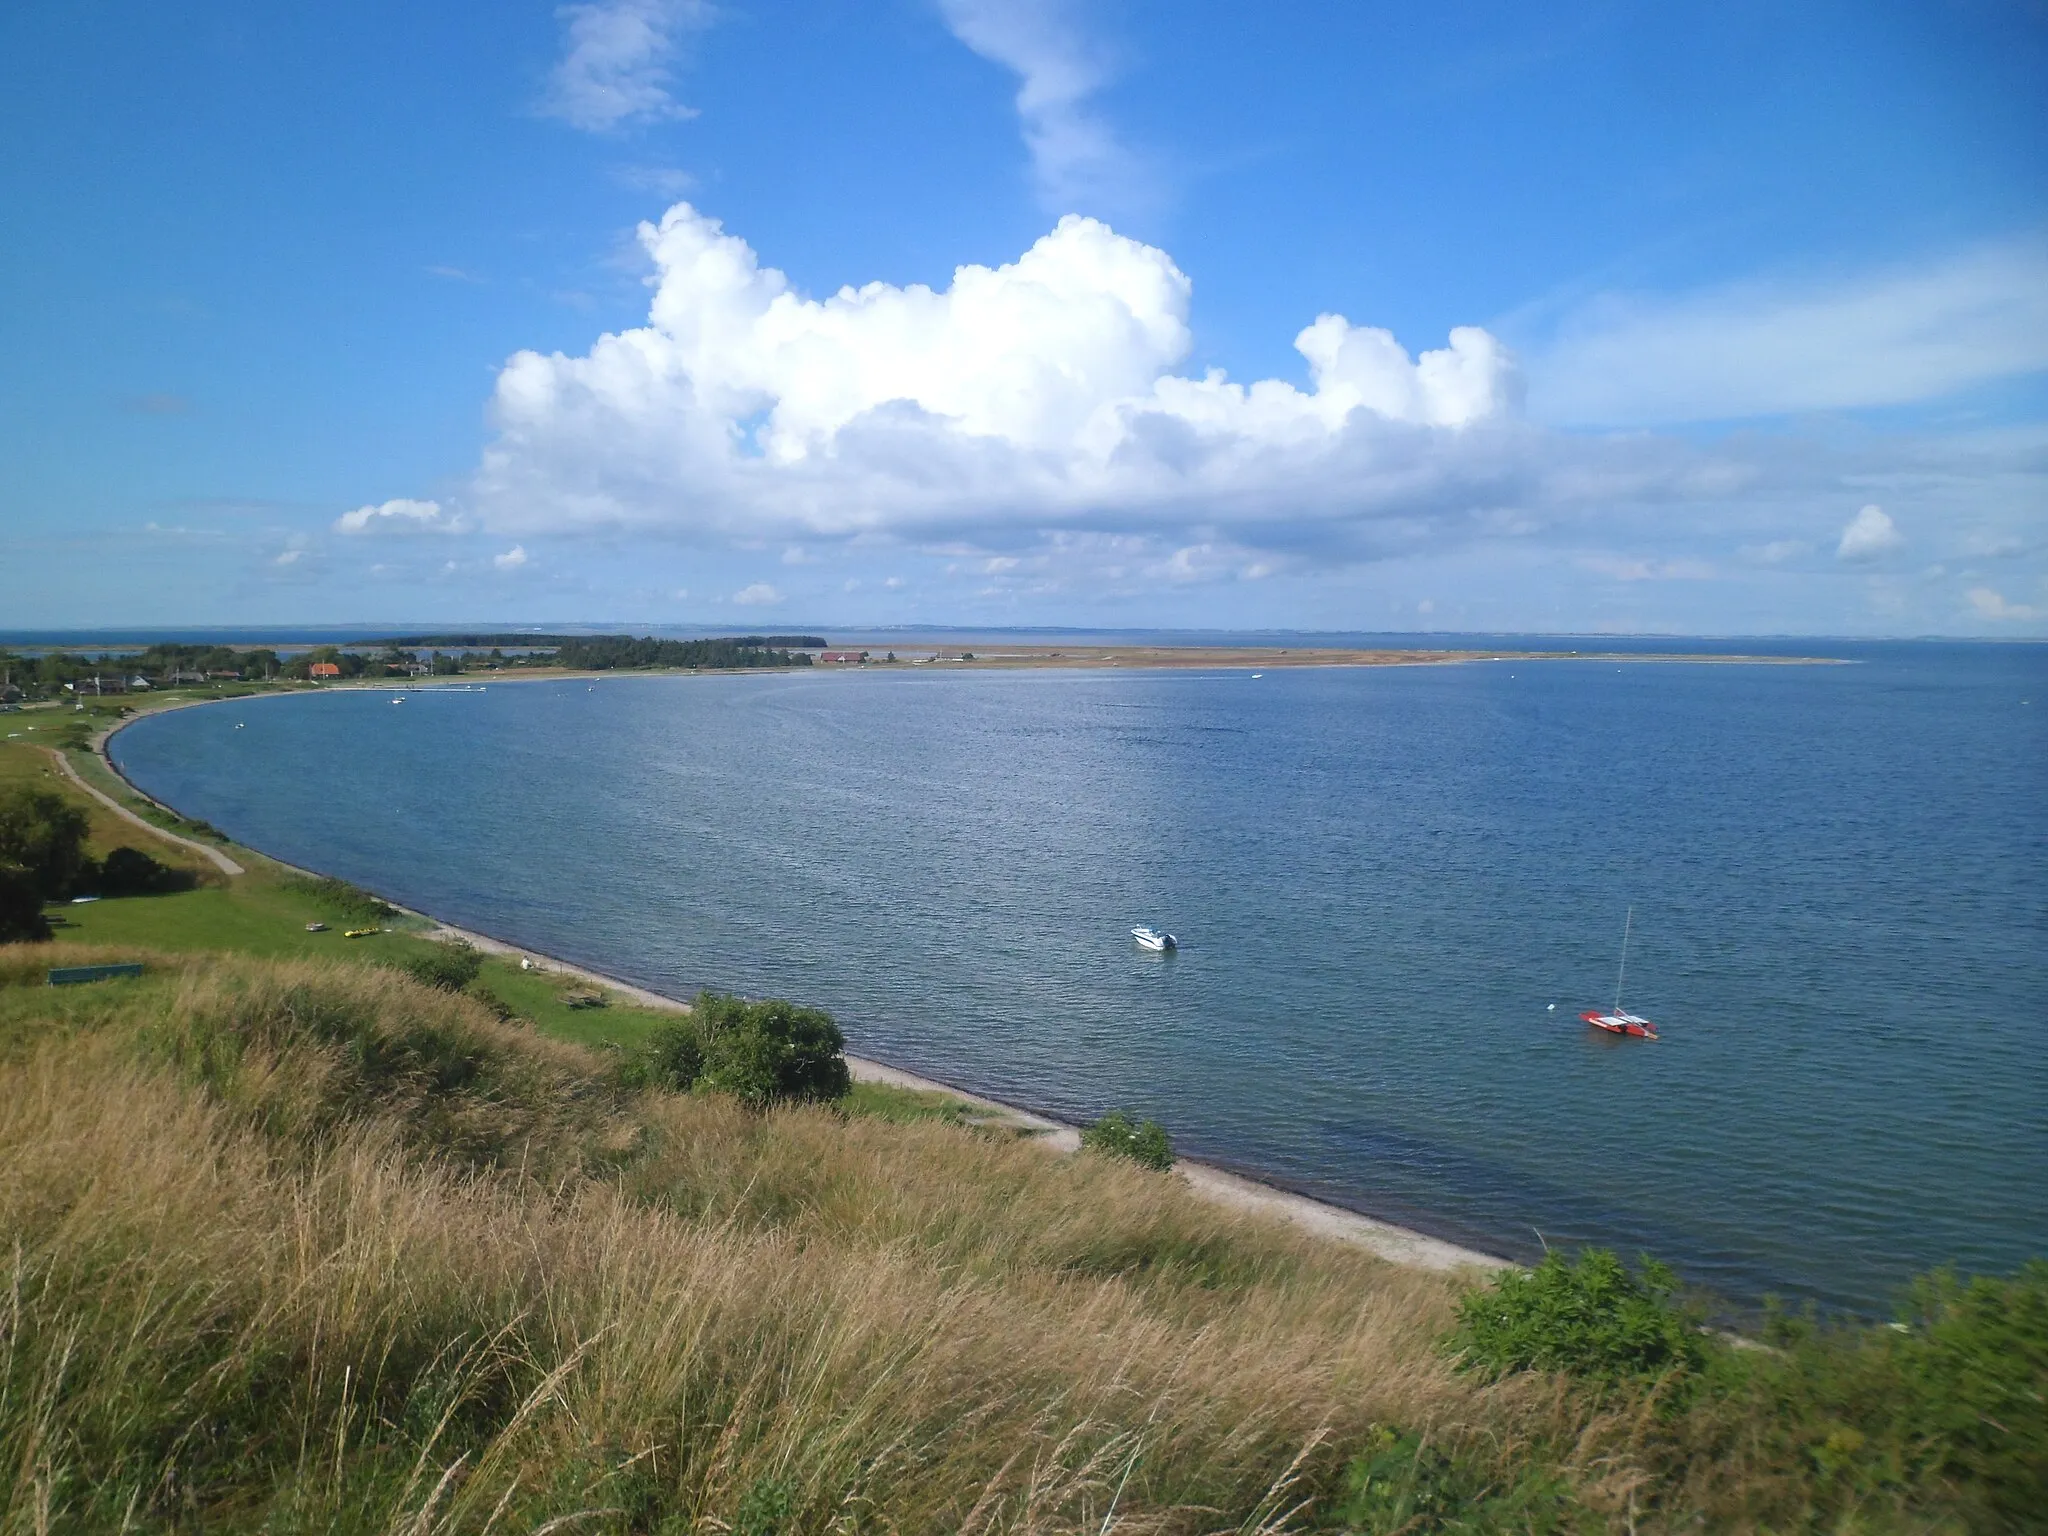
[94,682,1512,1276]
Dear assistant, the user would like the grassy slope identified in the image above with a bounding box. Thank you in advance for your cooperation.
[0,948,1523,1535]
[1,732,2035,1533]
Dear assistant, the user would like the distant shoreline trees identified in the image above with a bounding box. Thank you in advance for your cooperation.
[0,633,829,698]
[548,637,816,671]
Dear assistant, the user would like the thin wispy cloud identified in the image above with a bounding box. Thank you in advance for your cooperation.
[612,163,697,197]
[935,0,1148,217]
[1527,239,2048,426]
[541,0,713,133]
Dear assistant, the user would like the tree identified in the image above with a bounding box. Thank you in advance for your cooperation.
[99,845,196,896]
[287,646,363,681]
[0,864,50,943]
[0,788,93,900]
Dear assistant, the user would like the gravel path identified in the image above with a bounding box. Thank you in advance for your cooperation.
[50,746,246,877]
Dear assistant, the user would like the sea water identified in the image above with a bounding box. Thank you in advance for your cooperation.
[113,641,2048,1312]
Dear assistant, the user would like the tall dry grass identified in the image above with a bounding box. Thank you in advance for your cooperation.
[0,946,1837,1533]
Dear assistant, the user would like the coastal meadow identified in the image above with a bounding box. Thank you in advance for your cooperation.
[2,946,2040,1532]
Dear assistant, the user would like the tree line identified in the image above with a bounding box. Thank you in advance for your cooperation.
[374,632,828,651]
[549,636,816,670]
[1,644,284,695]
[0,635,830,697]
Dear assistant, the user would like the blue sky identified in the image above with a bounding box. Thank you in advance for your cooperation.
[2,0,2044,634]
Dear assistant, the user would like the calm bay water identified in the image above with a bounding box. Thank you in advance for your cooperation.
[113,643,2047,1311]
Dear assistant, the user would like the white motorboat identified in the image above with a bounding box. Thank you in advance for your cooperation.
[1131,925,1177,952]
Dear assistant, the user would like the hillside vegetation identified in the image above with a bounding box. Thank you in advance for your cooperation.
[3,947,2043,1534]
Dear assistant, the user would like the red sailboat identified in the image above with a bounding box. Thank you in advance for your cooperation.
[1583,905,1659,1039]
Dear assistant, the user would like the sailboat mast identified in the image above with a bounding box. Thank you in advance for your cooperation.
[1615,904,1633,1015]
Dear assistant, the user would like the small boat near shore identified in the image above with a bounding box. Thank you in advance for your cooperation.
[1583,905,1658,1039]
[1131,925,1177,952]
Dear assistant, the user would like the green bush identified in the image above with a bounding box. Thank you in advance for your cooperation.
[394,942,484,992]
[1445,1249,1704,1383]
[691,991,850,1109]
[1734,1262,2048,1525]
[1080,1110,1175,1171]
[1890,1262,2048,1510]
[641,1019,707,1092]
[97,845,197,897]
[0,787,93,899]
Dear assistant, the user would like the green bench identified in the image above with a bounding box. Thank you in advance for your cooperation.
[47,963,146,986]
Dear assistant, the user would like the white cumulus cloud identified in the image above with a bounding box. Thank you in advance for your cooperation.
[541,0,712,133]
[474,203,1521,550]
[731,581,782,605]
[1837,504,1903,562]
[334,498,466,535]
[494,545,530,570]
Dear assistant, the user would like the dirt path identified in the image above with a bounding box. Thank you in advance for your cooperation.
[48,747,246,877]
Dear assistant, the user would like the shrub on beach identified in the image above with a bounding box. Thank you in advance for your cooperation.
[1081,1109,1175,1171]
[695,991,851,1108]
[636,993,850,1108]
[284,874,396,922]
[393,940,484,992]
[1445,1248,1703,1383]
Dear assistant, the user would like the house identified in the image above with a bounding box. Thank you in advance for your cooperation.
[818,650,870,664]
[206,669,242,680]
[167,670,208,685]
[127,676,152,691]
[308,662,342,680]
